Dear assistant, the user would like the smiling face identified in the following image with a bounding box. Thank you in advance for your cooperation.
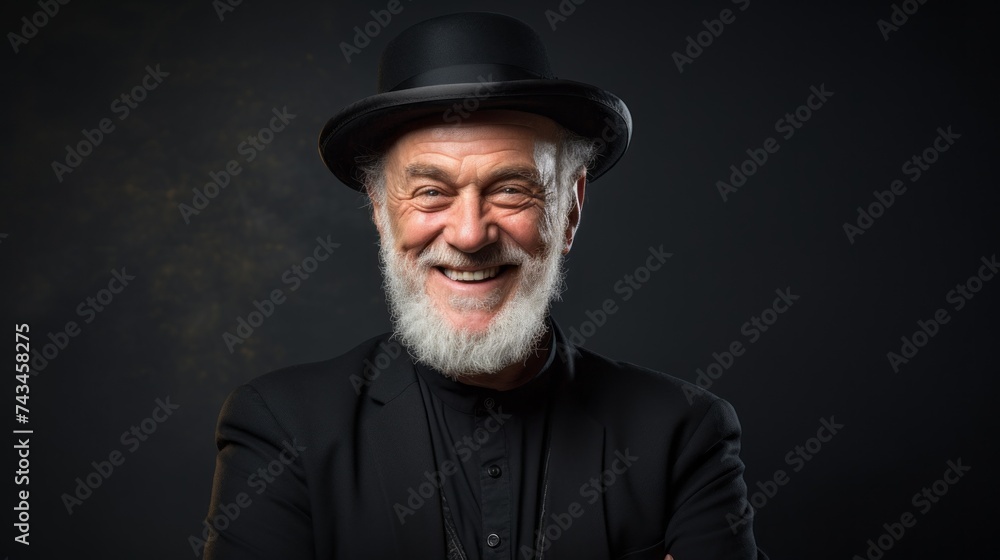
[370,110,587,378]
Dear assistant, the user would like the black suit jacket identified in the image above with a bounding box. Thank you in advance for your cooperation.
[202,323,767,559]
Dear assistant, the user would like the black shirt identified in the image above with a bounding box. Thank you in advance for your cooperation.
[414,334,559,560]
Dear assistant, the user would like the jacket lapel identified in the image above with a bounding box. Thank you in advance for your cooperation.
[540,330,611,559]
[363,340,446,557]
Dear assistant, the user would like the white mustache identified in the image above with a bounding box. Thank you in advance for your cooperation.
[416,242,530,270]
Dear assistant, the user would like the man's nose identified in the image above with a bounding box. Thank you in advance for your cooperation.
[443,194,498,253]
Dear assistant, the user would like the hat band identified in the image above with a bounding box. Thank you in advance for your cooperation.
[385,63,551,92]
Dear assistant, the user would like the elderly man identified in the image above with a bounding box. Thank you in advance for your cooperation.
[202,12,767,560]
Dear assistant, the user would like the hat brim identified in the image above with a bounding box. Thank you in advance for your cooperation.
[318,79,632,191]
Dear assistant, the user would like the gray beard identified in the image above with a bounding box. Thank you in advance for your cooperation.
[376,213,566,380]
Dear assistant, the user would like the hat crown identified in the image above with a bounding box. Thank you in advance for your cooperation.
[320,11,631,191]
[377,12,554,93]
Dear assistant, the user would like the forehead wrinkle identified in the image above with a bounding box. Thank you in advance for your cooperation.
[403,161,544,196]
[386,117,561,191]
[397,147,538,186]
[404,118,560,156]
[455,147,539,186]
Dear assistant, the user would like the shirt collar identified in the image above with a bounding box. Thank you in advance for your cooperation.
[413,317,561,414]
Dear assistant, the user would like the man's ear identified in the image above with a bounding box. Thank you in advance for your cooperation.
[563,169,587,254]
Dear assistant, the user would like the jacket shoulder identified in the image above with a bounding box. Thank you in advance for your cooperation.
[250,333,391,395]
[221,333,397,434]
[567,344,729,420]
[564,345,746,484]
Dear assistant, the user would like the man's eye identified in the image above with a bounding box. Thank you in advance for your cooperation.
[419,189,441,197]
[498,185,527,196]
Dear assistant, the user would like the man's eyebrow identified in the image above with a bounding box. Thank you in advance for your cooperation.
[488,166,544,187]
[402,163,543,186]
[404,163,451,183]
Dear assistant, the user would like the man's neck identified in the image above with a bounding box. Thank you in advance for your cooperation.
[453,329,553,392]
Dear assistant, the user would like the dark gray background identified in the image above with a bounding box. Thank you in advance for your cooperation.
[3,0,997,558]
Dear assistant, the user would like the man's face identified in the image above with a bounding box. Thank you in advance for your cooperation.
[372,111,584,378]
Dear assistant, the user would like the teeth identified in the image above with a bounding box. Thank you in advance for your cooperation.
[443,266,501,282]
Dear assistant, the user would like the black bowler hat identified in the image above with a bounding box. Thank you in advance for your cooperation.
[318,11,633,191]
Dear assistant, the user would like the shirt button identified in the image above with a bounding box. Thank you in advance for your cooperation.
[484,397,496,409]
[487,533,501,548]
[487,464,502,478]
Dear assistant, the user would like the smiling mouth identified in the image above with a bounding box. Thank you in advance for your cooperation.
[438,265,506,282]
